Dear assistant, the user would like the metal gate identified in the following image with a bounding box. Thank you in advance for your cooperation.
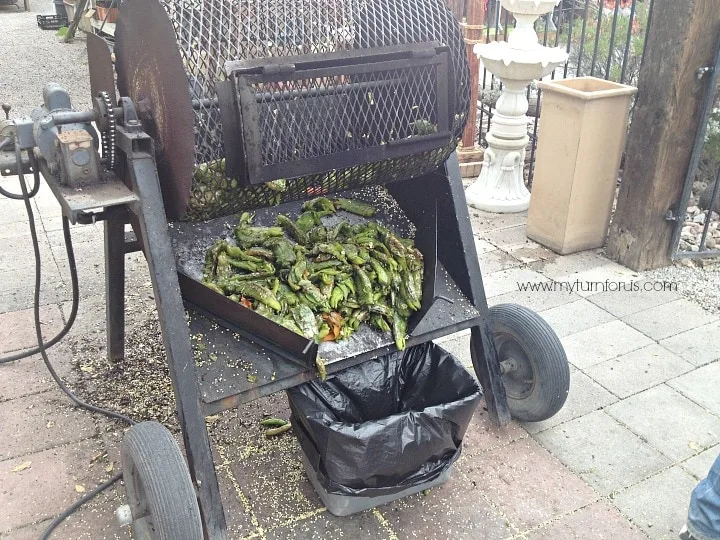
[668,34,720,260]
[473,0,655,187]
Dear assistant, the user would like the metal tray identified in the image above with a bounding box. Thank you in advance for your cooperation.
[171,186,482,412]
[171,185,455,367]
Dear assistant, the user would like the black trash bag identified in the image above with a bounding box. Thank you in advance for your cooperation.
[287,342,482,497]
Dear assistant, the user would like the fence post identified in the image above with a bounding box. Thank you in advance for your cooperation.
[456,0,486,177]
[606,0,720,270]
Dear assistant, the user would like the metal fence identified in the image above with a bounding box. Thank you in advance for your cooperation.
[459,0,655,186]
[669,40,720,260]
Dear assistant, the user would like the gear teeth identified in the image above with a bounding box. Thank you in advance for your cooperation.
[99,91,116,171]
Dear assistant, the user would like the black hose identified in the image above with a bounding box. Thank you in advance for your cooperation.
[31,216,135,424]
[39,473,124,540]
[13,148,135,538]
[0,154,79,364]
[0,143,40,200]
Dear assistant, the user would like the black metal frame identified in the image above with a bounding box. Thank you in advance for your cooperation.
[104,123,228,537]
[668,32,720,260]
[388,154,511,426]
[99,123,509,538]
[0,92,509,536]
[220,43,453,185]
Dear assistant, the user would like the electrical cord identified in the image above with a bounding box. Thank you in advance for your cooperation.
[29,218,136,425]
[9,142,134,537]
[0,152,79,364]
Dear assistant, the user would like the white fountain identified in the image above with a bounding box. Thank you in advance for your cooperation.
[465,0,568,213]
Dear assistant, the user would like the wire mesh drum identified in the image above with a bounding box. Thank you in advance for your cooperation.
[157,0,470,220]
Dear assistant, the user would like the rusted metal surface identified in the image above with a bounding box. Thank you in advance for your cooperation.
[460,0,485,152]
[87,32,117,105]
[56,130,93,144]
[115,0,195,221]
[48,176,139,223]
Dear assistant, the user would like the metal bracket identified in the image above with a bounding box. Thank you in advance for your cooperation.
[0,148,31,175]
[665,208,681,222]
[697,66,714,79]
[121,127,228,537]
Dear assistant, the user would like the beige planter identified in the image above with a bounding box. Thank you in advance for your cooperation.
[63,0,74,20]
[526,77,637,255]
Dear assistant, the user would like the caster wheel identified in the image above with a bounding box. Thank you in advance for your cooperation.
[121,421,203,540]
[489,304,570,422]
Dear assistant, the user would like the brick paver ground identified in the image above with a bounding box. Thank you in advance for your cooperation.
[2,5,719,540]
[3,172,717,539]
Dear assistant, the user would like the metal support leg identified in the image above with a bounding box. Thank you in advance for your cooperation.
[105,217,126,362]
[387,153,511,425]
[441,155,511,426]
[400,153,511,426]
[119,126,228,538]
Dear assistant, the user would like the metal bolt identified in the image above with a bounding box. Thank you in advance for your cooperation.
[1,103,10,120]
[127,119,139,126]
[499,358,518,375]
[697,66,713,80]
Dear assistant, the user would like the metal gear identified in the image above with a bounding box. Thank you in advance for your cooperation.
[98,90,116,170]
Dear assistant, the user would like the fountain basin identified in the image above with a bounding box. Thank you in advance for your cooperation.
[500,0,561,17]
[475,41,568,81]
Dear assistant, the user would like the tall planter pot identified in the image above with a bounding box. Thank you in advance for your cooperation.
[526,77,637,255]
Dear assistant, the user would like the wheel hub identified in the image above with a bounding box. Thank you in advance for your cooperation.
[495,332,535,400]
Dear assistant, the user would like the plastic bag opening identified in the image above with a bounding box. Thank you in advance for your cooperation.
[287,342,482,496]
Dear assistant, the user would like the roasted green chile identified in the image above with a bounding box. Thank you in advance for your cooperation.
[201,199,422,349]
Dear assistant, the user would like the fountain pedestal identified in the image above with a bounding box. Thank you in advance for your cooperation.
[465,0,568,213]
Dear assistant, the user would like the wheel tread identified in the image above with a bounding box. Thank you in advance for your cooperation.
[489,304,570,422]
[121,421,203,540]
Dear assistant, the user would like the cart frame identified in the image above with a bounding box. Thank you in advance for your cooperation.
[98,118,510,538]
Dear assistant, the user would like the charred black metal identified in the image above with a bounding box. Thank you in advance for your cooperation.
[117,124,229,538]
[222,44,454,185]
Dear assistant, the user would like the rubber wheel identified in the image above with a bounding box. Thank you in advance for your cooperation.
[120,421,203,540]
[489,304,570,422]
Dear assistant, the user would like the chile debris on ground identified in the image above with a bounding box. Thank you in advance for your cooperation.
[68,311,181,430]
[66,301,297,448]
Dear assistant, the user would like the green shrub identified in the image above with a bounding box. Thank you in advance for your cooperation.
[563,2,650,87]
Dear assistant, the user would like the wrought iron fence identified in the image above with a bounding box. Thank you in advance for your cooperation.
[472,0,655,186]
[669,41,720,260]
